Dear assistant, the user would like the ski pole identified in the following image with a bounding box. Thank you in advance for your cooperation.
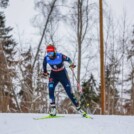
[71,68,92,114]
[71,68,83,93]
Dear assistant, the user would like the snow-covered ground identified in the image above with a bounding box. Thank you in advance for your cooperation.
[0,113,134,134]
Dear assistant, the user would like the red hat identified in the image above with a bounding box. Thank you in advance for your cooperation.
[46,45,56,52]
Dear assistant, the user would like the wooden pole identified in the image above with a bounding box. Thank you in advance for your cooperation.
[99,0,106,114]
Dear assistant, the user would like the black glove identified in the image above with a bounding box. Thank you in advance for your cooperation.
[69,64,76,69]
[43,72,49,77]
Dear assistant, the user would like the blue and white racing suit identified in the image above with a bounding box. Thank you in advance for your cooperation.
[43,52,79,107]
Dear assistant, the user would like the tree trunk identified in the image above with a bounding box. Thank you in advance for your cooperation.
[77,0,83,84]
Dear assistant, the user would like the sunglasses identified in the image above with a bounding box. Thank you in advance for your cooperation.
[47,52,54,56]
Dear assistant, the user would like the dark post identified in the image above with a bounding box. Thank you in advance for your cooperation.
[99,0,106,114]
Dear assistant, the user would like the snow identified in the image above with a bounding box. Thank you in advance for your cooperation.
[0,113,134,134]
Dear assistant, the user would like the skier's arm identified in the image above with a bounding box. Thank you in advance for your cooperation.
[62,54,73,64]
[43,57,49,77]
[43,57,47,73]
[62,54,76,68]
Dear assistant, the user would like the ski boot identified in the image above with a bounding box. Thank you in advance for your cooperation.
[49,103,57,116]
[76,106,87,117]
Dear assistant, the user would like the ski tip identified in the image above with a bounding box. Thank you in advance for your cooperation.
[89,116,93,119]
[84,115,93,119]
[33,115,64,120]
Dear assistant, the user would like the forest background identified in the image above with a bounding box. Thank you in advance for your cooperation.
[0,0,134,115]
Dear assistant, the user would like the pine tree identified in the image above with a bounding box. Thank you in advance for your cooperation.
[105,62,119,114]
[126,26,134,115]
[18,47,33,112]
[80,74,100,114]
[0,10,18,112]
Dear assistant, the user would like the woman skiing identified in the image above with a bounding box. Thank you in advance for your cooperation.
[43,44,87,117]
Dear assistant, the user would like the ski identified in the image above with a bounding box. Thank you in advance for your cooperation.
[33,115,93,120]
[83,114,93,119]
[33,115,64,120]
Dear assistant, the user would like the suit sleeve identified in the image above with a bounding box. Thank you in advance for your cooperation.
[43,56,47,73]
[62,54,73,64]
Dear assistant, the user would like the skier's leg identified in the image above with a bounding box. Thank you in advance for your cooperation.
[48,73,58,116]
[60,70,87,117]
[59,71,79,107]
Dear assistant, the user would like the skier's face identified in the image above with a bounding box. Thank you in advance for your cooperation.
[47,52,54,57]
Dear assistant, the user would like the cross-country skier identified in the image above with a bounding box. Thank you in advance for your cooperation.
[43,44,87,117]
